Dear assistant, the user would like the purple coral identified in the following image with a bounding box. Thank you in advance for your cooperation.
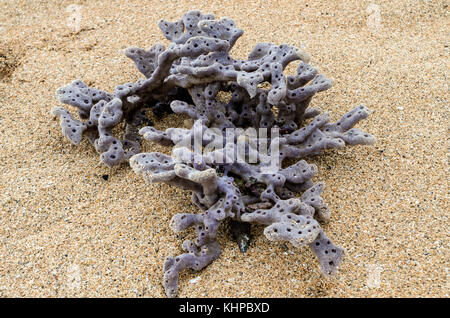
[51,10,375,297]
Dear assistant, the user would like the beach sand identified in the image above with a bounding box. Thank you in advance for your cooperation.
[0,0,448,297]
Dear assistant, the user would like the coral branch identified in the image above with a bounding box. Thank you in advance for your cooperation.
[52,10,375,297]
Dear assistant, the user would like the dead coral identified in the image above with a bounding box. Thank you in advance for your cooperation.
[52,10,375,298]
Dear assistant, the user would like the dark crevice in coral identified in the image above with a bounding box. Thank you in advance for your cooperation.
[229,220,251,253]
[151,102,174,118]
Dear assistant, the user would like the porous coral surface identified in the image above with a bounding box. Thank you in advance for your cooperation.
[52,10,376,297]
[0,0,447,298]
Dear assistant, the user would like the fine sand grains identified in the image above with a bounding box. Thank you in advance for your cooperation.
[0,0,448,297]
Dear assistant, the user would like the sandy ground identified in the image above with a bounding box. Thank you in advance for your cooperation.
[0,0,448,297]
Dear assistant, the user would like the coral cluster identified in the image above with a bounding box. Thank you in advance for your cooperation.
[51,10,375,297]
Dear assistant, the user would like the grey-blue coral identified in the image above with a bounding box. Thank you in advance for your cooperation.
[51,10,375,297]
